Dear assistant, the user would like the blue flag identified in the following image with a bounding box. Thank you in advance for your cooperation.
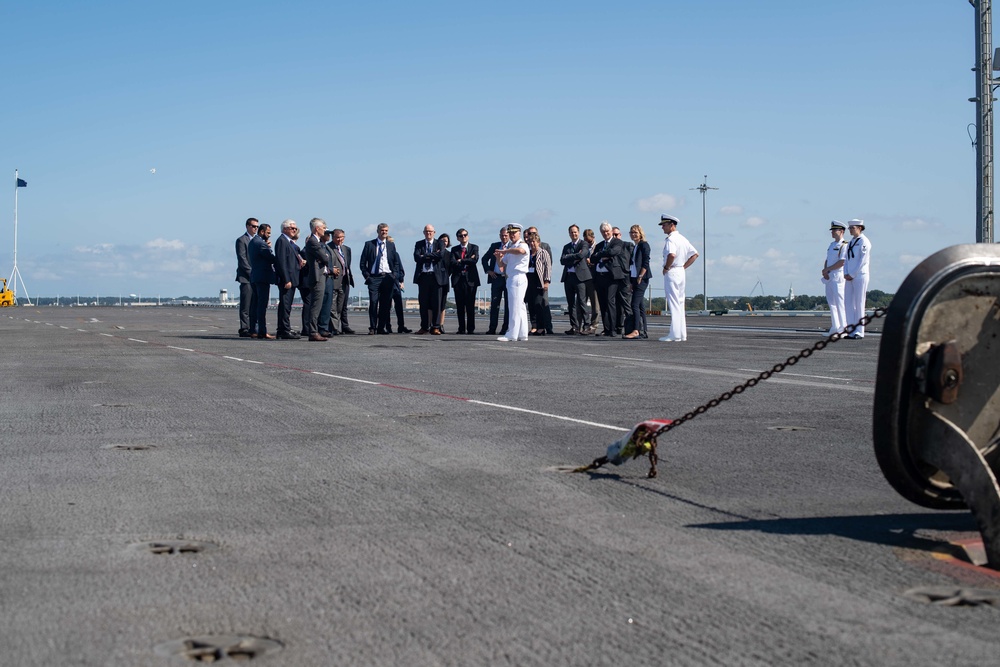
[16,178,26,188]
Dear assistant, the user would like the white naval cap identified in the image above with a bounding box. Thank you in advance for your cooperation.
[829,220,846,231]
[847,218,865,230]
[659,215,680,226]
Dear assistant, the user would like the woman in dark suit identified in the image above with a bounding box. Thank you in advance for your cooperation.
[623,224,651,339]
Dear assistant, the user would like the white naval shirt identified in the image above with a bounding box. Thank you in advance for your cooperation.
[844,233,871,276]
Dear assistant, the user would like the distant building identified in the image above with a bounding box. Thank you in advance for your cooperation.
[220,289,229,304]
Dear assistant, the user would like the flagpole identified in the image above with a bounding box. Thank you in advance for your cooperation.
[10,169,31,305]
[11,169,17,284]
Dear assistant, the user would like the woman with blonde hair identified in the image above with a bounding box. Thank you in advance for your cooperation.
[623,224,651,339]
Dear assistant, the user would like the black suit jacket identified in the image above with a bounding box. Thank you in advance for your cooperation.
[235,233,253,283]
[274,234,302,287]
[450,243,481,287]
[413,239,449,286]
[590,238,628,280]
[560,239,592,282]
[482,241,505,283]
[630,240,651,283]
[249,235,277,284]
[360,238,403,284]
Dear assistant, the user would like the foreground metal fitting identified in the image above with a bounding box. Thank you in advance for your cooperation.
[874,244,1000,569]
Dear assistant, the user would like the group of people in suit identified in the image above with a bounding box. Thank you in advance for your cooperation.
[235,213,702,342]
[821,218,871,339]
[236,217,356,341]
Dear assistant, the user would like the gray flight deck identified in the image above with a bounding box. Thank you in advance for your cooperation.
[1,307,998,665]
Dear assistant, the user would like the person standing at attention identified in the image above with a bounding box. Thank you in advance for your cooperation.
[248,223,276,340]
[235,218,258,337]
[560,224,592,335]
[843,218,871,339]
[658,215,699,342]
[821,220,848,336]
[623,224,650,339]
[360,223,402,335]
[450,228,480,335]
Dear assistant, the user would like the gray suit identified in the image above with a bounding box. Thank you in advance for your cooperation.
[235,232,254,333]
[560,239,592,333]
[327,241,349,333]
[301,234,331,336]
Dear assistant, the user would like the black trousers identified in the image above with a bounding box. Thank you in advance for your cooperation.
[251,282,271,336]
[596,273,631,334]
[489,278,508,333]
[453,279,477,333]
[564,274,589,332]
[277,284,297,335]
[367,275,395,331]
[418,272,442,331]
[527,274,552,332]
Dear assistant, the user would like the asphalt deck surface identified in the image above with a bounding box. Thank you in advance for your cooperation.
[1,306,998,666]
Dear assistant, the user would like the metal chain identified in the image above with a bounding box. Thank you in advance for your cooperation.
[649,308,888,440]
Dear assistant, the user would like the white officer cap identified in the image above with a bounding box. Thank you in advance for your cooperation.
[829,220,846,231]
[659,215,680,226]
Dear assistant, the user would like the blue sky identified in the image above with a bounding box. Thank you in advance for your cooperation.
[0,1,985,299]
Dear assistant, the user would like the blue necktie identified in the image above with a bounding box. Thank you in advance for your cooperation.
[375,241,384,274]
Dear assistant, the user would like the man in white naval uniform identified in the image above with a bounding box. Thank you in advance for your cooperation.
[658,215,699,342]
[843,218,871,339]
[494,224,530,342]
[821,220,848,336]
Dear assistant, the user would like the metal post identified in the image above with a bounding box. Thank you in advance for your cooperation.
[972,0,995,243]
[691,176,718,312]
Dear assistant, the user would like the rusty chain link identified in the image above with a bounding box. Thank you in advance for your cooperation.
[649,308,888,441]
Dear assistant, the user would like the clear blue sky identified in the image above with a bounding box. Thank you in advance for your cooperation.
[0,1,985,299]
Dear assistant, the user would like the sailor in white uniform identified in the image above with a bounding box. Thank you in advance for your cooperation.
[495,223,530,341]
[658,215,699,342]
[843,218,871,339]
[821,220,848,336]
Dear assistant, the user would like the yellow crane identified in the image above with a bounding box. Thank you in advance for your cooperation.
[0,278,15,307]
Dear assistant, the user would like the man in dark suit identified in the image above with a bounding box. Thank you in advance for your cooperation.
[413,225,449,335]
[333,230,356,334]
[482,226,509,336]
[560,224,592,335]
[590,221,632,337]
[319,228,349,336]
[450,228,480,334]
[360,223,403,335]
[300,218,331,341]
[235,218,258,337]
[248,223,277,340]
[613,226,634,335]
[274,219,305,339]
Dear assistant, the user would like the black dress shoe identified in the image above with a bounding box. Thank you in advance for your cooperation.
[319,331,332,337]
[328,330,340,336]
[342,328,356,334]
[276,333,297,340]
[239,329,251,338]
[486,329,497,335]
[378,329,391,334]
[397,327,413,334]
[368,328,376,335]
